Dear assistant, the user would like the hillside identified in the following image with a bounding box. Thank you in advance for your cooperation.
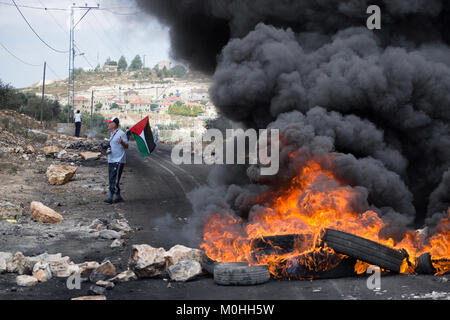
[24,68,210,99]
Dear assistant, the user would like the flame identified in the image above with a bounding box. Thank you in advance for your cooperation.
[201,156,449,277]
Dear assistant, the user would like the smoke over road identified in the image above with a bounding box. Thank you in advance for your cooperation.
[135,0,450,242]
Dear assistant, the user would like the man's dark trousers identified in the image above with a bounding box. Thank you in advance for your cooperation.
[75,122,81,137]
[108,162,125,196]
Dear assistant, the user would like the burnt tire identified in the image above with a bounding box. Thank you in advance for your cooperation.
[201,253,218,275]
[415,253,436,275]
[214,263,270,286]
[322,229,406,273]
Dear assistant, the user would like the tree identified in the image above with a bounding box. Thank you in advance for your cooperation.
[95,102,103,110]
[104,57,117,66]
[171,65,187,78]
[73,68,84,76]
[118,56,128,71]
[168,103,204,117]
[0,79,63,121]
[110,103,120,109]
[129,55,143,71]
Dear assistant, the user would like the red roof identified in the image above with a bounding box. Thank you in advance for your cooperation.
[74,96,89,101]
[131,99,150,105]
[168,96,182,102]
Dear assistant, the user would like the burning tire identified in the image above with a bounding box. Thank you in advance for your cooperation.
[322,229,407,273]
[214,263,270,286]
[250,234,314,258]
[415,253,436,275]
[201,253,218,275]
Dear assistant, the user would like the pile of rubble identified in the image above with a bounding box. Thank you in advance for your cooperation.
[43,134,103,163]
[88,216,132,248]
[0,200,24,220]
[67,139,103,153]
[128,244,204,282]
[0,110,42,131]
[0,244,205,300]
[0,116,103,164]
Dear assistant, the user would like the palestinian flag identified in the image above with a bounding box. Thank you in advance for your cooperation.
[129,116,156,157]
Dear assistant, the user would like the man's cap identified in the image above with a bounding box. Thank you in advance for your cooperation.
[106,117,119,125]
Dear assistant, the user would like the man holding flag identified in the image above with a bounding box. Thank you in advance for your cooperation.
[104,116,156,204]
[104,117,128,204]
[129,116,156,158]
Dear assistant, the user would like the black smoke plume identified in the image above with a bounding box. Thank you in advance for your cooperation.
[135,0,450,240]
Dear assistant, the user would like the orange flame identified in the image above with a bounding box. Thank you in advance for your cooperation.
[201,156,449,277]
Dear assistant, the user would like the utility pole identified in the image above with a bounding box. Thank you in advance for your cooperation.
[67,6,73,123]
[40,61,46,125]
[90,90,94,133]
[143,54,146,68]
[67,3,100,123]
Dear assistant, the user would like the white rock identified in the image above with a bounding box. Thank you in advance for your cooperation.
[94,260,116,276]
[128,244,166,278]
[168,260,202,282]
[110,239,122,248]
[30,201,63,224]
[164,245,203,268]
[57,150,67,159]
[0,252,12,273]
[0,252,13,261]
[0,259,6,274]
[80,152,101,160]
[6,252,34,275]
[95,280,115,289]
[89,260,116,282]
[77,261,99,276]
[109,269,137,283]
[109,219,132,233]
[46,165,77,185]
[48,256,77,278]
[16,275,38,287]
[43,146,60,155]
[32,261,52,282]
[71,296,106,300]
[99,230,121,240]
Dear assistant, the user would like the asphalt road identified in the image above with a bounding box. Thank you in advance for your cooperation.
[0,143,448,300]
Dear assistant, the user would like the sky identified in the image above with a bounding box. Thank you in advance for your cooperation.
[0,0,171,88]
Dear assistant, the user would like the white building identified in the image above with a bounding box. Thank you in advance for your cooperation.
[156,61,171,70]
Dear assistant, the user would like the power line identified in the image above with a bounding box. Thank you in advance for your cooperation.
[0,1,69,11]
[1,1,143,15]
[0,42,42,67]
[37,1,96,70]
[37,0,68,33]
[11,0,68,53]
